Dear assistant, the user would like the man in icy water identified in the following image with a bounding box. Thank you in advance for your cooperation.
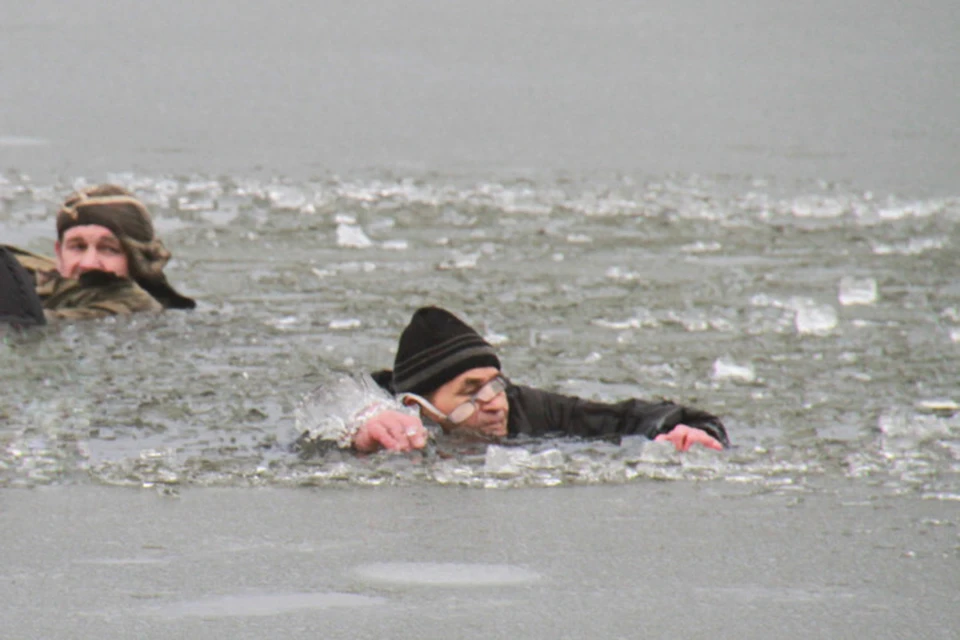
[294,306,729,455]
[0,184,195,322]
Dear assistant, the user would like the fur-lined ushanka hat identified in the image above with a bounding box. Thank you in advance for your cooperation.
[56,184,195,309]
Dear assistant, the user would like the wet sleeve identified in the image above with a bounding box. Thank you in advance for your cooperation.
[510,385,729,447]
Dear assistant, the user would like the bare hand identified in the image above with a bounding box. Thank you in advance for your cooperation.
[353,410,428,453]
[654,423,724,452]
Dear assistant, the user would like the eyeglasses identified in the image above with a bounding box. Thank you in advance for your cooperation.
[400,375,508,425]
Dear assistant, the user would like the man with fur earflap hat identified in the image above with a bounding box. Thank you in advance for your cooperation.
[295,306,729,454]
[1,184,195,322]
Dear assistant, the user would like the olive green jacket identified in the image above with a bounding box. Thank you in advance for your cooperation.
[3,245,163,321]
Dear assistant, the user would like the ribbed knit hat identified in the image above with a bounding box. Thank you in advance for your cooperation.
[56,185,195,309]
[392,306,501,396]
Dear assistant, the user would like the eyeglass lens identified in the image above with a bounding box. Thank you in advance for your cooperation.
[448,376,506,424]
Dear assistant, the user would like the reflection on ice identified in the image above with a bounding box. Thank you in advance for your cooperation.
[712,358,756,383]
[0,135,50,147]
[681,240,722,253]
[437,251,480,270]
[153,592,384,618]
[263,315,300,330]
[789,197,847,218]
[381,239,408,250]
[328,318,362,330]
[605,266,642,281]
[876,200,946,220]
[352,562,541,587]
[871,237,945,256]
[915,399,959,415]
[592,315,654,331]
[877,409,957,447]
[265,185,309,210]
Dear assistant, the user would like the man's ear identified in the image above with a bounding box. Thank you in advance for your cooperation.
[54,240,64,272]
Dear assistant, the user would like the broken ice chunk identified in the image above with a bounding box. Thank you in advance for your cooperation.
[795,302,838,336]
[838,276,878,306]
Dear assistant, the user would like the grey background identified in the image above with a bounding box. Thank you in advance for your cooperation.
[2,1,958,193]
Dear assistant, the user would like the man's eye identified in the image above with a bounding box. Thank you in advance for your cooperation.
[102,246,122,255]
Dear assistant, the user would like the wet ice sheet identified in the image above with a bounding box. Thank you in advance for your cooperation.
[2,483,957,640]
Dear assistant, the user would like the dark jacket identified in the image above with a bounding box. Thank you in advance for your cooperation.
[371,370,729,447]
[0,246,46,326]
[505,384,728,446]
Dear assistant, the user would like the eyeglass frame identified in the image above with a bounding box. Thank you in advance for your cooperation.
[398,374,508,425]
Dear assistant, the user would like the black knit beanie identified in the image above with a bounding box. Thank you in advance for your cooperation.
[392,306,501,396]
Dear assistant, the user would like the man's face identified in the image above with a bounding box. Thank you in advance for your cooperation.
[424,366,509,439]
[55,225,129,279]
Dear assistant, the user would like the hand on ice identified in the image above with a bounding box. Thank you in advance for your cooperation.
[655,423,724,452]
[353,410,428,453]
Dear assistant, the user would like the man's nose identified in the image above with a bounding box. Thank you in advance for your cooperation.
[481,390,508,412]
[77,248,103,271]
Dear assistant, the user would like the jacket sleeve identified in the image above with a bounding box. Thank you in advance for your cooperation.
[2,244,57,275]
[0,246,46,327]
[508,384,730,447]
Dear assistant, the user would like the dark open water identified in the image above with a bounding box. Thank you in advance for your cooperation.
[1,2,958,638]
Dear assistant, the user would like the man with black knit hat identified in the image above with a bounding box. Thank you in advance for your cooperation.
[299,306,729,454]
[385,306,510,439]
[1,184,195,322]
